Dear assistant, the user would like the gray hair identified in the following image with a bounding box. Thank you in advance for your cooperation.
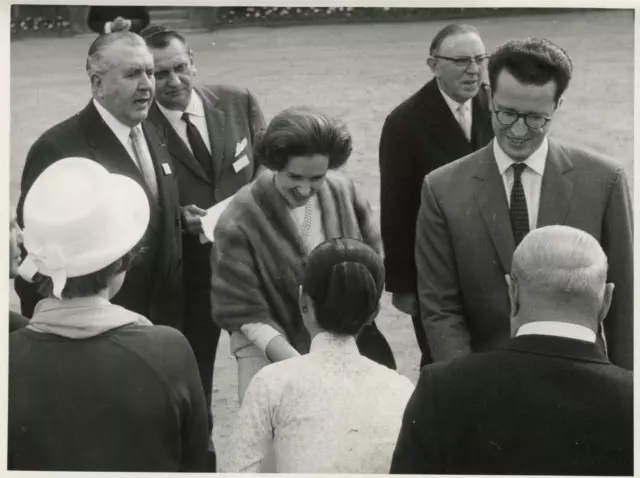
[85,31,147,78]
[512,225,608,310]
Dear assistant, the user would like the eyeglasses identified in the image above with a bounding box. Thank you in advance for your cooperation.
[432,54,489,70]
[491,99,554,130]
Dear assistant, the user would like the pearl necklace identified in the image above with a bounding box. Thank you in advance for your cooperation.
[301,196,314,238]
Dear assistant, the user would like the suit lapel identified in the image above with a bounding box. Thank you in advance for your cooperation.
[537,140,574,227]
[421,80,474,160]
[471,85,494,150]
[148,102,211,185]
[198,87,226,186]
[473,144,515,273]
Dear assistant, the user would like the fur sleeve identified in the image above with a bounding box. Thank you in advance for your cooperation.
[350,179,383,255]
[210,213,284,334]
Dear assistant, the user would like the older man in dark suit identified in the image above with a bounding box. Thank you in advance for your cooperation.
[142,25,265,467]
[391,225,633,475]
[15,31,184,330]
[415,37,633,369]
[379,24,493,368]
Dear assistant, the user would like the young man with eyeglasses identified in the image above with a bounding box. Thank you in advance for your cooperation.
[379,24,493,369]
[414,37,633,370]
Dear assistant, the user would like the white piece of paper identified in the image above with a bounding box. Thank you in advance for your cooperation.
[233,154,250,173]
[199,194,235,244]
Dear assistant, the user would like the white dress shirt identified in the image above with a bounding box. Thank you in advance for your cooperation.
[157,90,212,155]
[93,99,151,167]
[439,85,472,139]
[516,321,596,343]
[220,332,415,473]
[493,137,548,230]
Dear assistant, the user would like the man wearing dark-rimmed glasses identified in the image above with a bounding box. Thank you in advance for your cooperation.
[415,37,633,371]
[379,24,493,369]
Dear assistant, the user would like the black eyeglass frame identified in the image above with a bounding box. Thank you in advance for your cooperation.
[431,54,490,69]
[491,98,555,130]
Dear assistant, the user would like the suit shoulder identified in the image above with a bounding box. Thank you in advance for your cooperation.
[553,139,624,175]
[201,83,252,100]
[31,111,84,146]
[386,85,429,122]
[424,148,483,187]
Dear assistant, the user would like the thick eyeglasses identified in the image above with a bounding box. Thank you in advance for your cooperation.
[492,100,553,130]
[432,54,489,69]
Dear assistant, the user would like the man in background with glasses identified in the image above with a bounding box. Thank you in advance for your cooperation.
[379,24,493,370]
[415,37,633,370]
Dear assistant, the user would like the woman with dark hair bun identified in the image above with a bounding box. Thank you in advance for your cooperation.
[220,238,414,473]
[211,106,396,402]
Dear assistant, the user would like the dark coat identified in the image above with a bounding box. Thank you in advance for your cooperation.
[15,101,185,330]
[390,334,633,475]
[416,139,634,368]
[379,78,493,293]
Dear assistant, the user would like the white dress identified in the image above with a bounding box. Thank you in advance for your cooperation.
[219,332,415,473]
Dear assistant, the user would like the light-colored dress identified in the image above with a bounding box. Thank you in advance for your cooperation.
[219,332,415,473]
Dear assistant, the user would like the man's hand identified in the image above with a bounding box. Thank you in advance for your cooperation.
[181,205,207,235]
[392,292,420,316]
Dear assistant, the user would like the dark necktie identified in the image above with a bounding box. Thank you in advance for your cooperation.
[510,162,529,246]
[182,113,215,183]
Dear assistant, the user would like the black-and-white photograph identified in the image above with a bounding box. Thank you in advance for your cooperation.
[7,4,634,474]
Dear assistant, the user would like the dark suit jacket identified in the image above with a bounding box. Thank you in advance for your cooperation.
[379,78,493,293]
[147,84,265,294]
[15,101,185,329]
[390,334,633,475]
[87,6,150,34]
[416,139,633,369]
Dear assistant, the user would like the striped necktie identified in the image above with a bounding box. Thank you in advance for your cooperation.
[510,162,529,246]
[129,126,159,202]
[456,103,471,142]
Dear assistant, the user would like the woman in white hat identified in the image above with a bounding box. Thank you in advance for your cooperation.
[8,158,209,472]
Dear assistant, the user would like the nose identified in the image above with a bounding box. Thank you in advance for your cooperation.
[509,117,528,137]
[139,72,154,91]
[466,59,480,74]
[167,71,180,87]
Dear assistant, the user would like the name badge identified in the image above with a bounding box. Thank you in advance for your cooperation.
[233,155,250,173]
[161,163,172,175]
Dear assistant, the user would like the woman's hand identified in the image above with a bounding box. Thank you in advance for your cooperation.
[265,335,300,362]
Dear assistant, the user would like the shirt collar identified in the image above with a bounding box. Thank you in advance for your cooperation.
[93,98,139,145]
[515,321,596,343]
[493,137,548,177]
[156,89,205,124]
[438,84,471,117]
[310,331,360,355]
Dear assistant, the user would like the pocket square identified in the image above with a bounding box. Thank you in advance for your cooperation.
[235,137,248,157]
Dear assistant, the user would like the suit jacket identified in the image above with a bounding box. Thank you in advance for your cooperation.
[379,78,493,293]
[15,101,185,329]
[147,84,265,294]
[390,334,633,475]
[416,139,633,369]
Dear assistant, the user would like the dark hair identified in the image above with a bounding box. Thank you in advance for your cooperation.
[302,238,384,336]
[86,30,146,77]
[32,243,145,299]
[254,106,353,171]
[488,37,573,104]
[139,24,187,49]
[429,24,480,56]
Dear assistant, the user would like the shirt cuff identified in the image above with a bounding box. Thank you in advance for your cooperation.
[240,323,283,354]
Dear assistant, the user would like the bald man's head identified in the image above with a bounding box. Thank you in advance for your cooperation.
[508,226,613,333]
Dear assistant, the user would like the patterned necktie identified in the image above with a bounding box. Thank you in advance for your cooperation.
[456,103,471,142]
[182,113,215,183]
[129,127,159,202]
[510,162,529,246]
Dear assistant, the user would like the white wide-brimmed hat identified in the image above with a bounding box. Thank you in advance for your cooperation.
[19,157,150,299]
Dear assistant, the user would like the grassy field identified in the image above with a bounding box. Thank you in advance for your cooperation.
[9,10,634,449]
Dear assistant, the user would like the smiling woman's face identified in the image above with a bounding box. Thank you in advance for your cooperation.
[9,218,23,279]
[274,154,330,208]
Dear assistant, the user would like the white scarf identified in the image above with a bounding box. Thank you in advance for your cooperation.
[27,296,152,339]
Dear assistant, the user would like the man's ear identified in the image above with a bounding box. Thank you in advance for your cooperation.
[598,283,615,324]
[554,95,564,112]
[91,74,103,99]
[426,56,437,75]
[189,49,197,75]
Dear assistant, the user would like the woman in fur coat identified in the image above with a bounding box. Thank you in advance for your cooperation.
[211,106,396,401]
